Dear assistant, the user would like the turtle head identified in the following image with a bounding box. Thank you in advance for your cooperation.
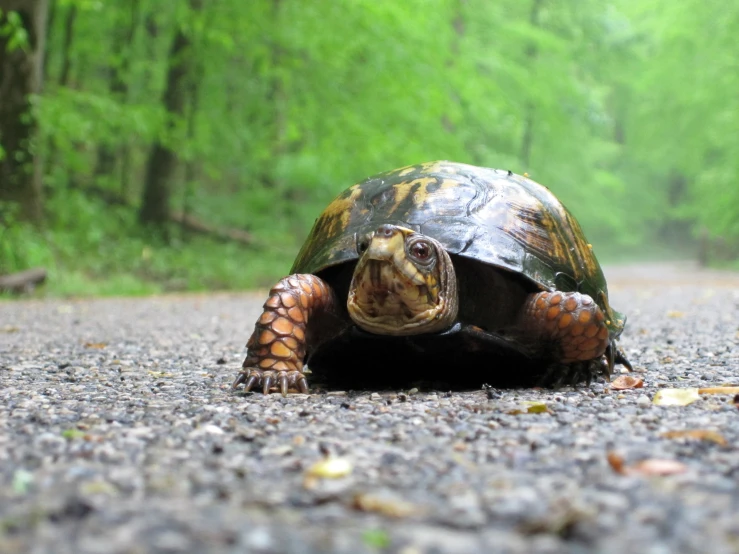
[347,224,458,335]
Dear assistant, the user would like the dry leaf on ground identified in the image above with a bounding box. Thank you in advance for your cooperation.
[607,451,688,476]
[661,429,727,445]
[628,459,688,476]
[353,492,422,518]
[84,342,107,349]
[305,457,352,479]
[652,388,700,406]
[506,401,552,415]
[610,376,644,390]
[698,387,739,395]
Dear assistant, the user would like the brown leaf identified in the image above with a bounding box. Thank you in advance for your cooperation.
[610,376,644,390]
[353,492,421,518]
[661,429,727,445]
[666,310,685,318]
[627,459,688,476]
[698,386,739,395]
[84,342,107,349]
[607,452,688,476]
[606,451,626,474]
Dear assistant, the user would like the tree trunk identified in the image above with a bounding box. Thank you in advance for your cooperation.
[0,0,48,223]
[43,2,76,178]
[57,3,76,87]
[138,9,195,228]
[94,0,139,192]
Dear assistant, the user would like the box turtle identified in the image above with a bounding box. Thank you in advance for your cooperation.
[234,161,632,395]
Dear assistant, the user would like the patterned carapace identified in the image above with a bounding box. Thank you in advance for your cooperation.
[292,161,620,334]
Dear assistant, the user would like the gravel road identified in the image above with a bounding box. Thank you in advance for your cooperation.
[1,262,738,554]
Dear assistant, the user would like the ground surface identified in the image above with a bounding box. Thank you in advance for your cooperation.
[1,262,738,554]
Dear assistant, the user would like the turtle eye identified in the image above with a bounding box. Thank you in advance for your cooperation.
[408,239,434,264]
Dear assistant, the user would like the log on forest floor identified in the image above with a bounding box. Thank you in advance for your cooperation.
[169,212,253,244]
[70,184,254,245]
[0,267,48,294]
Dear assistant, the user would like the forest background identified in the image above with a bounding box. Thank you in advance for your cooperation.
[1,0,737,296]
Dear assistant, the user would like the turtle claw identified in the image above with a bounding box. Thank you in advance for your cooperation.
[244,374,259,392]
[233,367,308,396]
[537,359,605,388]
[615,347,633,372]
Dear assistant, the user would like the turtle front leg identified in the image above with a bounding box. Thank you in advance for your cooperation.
[233,274,338,396]
[518,291,624,386]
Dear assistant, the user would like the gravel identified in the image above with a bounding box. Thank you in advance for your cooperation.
[1,262,738,554]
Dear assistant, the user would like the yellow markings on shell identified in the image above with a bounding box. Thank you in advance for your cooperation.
[390,180,416,208]
[387,176,454,215]
[397,165,417,177]
[318,183,364,236]
[418,161,446,173]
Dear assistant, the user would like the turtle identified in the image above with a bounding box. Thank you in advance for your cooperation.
[233,161,632,395]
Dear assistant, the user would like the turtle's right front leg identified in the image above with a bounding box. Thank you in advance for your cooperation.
[233,274,339,396]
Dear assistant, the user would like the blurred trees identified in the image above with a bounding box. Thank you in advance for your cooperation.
[0,0,737,293]
[0,0,48,222]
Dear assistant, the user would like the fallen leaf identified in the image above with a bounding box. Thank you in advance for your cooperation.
[661,429,727,445]
[652,388,700,406]
[0,325,19,333]
[303,457,353,490]
[523,401,551,413]
[506,401,551,415]
[305,457,352,479]
[628,459,688,476]
[148,370,174,378]
[606,451,626,474]
[84,342,107,349]
[698,386,739,395]
[353,492,421,518]
[666,310,685,318]
[610,376,644,390]
[607,451,688,476]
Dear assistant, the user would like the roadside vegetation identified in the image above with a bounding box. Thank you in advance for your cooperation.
[1,0,737,296]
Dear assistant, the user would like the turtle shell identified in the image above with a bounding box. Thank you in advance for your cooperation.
[292,161,624,335]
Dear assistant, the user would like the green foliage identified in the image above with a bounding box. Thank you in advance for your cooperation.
[0,9,29,52]
[1,0,737,295]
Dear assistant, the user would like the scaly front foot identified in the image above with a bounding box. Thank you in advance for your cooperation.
[233,274,337,396]
[233,368,308,395]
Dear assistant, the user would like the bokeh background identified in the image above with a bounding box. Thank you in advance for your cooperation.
[1,0,737,296]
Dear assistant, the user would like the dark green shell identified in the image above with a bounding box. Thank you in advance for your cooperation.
[292,161,624,334]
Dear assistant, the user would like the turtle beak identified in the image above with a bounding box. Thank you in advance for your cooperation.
[362,225,425,286]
